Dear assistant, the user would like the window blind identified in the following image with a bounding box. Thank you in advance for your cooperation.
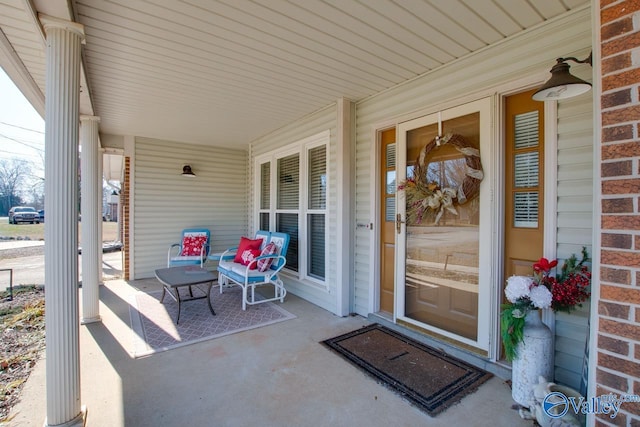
[308,146,326,210]
[260,162,270,210]
[259,213,269,231]
[277,213,299,271]
[307,213,325,279]
[277,154,299,210]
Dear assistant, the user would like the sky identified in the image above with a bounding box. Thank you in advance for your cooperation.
[0,67,45,179]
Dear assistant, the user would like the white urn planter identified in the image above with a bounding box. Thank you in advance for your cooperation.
[511,310,554,407]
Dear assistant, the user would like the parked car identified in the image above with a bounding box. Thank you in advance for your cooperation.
[38,209,45,223]
[8,206,40,224]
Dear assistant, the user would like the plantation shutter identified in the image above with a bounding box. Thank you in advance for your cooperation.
[513,111,540,228]
[514,111,539,149]
[385,143,396,221]
[308,145,326,279]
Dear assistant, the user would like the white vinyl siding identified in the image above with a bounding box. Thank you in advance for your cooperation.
[132,137,248,279]
[554,63,593,391]
[353,7,591,317]
[250,105,337,314]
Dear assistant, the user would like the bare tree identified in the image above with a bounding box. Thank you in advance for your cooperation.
[0,158,32,214]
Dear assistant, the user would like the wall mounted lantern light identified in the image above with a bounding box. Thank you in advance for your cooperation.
[181,165,196,177]
[532,52,593,101]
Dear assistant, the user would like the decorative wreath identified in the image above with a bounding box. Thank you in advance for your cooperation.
[398,133,484,225]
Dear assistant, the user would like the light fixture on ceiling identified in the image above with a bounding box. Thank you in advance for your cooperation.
[181,165,196,177]
[532,52,593,101]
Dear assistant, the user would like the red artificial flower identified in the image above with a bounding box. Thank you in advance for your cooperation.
[533,257,558,273]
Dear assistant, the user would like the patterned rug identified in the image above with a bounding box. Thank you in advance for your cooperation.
[322,324,492,416]
[129,286,295,357]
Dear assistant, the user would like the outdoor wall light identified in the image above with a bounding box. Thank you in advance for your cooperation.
[181,165,196,177]
[532,52,593,101]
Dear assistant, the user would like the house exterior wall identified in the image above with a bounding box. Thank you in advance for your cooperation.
[249,104,339,314]
[555,85,594,389]
[594,0,640,424]
[353,7,592,385]
[131,137,248,279]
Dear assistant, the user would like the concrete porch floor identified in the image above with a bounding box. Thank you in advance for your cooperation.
[9,278,532,427]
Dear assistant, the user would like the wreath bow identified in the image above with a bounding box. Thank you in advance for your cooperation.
[424,187,458,224]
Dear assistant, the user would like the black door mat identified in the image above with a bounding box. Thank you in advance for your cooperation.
[322,323,492,416]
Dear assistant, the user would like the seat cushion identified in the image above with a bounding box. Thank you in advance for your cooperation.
[169,255,203,266]
[233,237,264,263]
[218,260,270,284]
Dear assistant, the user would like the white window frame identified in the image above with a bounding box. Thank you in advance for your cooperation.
[254,130,329,286]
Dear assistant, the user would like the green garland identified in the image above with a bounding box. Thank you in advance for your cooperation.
[500,303,527,361]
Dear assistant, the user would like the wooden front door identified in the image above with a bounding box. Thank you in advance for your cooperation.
[379,128,396,314]
[504,89,545,279]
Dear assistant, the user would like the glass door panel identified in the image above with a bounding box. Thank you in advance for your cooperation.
[404,114,480,341]
[396,98,492,352]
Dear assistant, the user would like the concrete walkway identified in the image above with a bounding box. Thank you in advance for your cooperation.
[8,278,532,427]
[0,242,123,291]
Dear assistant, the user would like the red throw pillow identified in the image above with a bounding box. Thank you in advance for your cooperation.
[257,242,278,272]
[234,237,264,263]
[180,235,208,256]
[239,248,262,269]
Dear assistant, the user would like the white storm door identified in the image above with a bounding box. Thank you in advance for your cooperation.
[395,97,493,354]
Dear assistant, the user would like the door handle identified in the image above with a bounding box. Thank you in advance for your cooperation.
[396,213,405,234]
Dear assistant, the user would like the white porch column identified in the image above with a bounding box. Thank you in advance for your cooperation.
[98,147,104,283]
[80,115,101,324]
[41,14,86,427]
[336,98,355,316]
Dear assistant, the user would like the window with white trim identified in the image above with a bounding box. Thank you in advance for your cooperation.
[256,132,328,283]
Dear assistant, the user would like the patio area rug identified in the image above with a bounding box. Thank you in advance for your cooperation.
[129,286,295,358]
[322,324,492,416]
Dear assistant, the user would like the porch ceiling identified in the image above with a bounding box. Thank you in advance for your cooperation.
[0,0,589,149]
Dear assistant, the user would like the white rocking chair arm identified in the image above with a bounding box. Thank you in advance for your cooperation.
[244,254,287,274]
[220,246,238,259]
[167,243,181,262]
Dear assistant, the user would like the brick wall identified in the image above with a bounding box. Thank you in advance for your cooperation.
[598,1,640,425]
[121,156,130,280]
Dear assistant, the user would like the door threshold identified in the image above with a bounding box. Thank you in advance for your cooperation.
[373,311,393,321]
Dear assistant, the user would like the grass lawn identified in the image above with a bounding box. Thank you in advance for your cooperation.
[0,220,119,242]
